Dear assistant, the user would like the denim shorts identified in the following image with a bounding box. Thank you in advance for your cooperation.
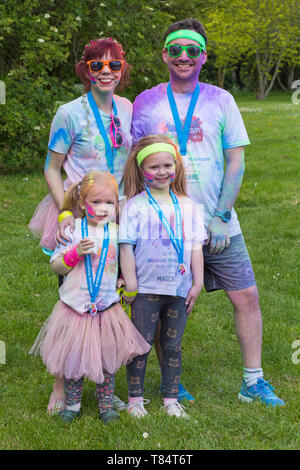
[203,234,256,292]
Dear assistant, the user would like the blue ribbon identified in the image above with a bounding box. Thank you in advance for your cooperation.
[146,186,184,266]
[87,91,117,174]
[81,217,110,315]
[167,82,200,156]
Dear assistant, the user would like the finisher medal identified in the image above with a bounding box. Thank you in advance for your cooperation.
[89,303,97,316]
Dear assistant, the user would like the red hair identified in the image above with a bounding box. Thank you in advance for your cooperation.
[75,38,132,92]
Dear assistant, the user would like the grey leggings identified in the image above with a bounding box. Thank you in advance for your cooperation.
[127,294,188,399]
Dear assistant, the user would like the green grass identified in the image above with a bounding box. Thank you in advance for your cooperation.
[0,91,300,450]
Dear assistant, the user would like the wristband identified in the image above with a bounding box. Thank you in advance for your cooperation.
[62,245,84,269]
[123,289,138,297]
[58,211,73,224]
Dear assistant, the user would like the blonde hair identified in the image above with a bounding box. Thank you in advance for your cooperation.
[61,171,119,216]
[123,135,187,200]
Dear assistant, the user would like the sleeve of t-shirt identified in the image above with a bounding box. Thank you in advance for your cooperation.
[50,226,74,262]
[221,94,250,149]
[119,201,140,245]
[48,106,74,155]
[131,94,146,145]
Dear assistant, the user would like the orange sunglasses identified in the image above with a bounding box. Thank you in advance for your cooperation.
[86,59,124,73]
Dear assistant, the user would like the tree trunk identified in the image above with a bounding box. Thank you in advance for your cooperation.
[217,68,226,88]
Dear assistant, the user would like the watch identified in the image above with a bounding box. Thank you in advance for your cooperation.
[214,209,231,223]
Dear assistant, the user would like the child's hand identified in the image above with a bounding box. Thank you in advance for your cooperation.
[185,284,203,315]
[76,238,95,257]
[117,278,125,289]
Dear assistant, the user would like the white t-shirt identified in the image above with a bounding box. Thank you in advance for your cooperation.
[131,82,250,235]
[119,192,206,298]
[48,93,133,196]
[50,219,120,314]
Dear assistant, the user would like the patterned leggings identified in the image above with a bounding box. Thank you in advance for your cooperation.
[127,294,188,399]
[64,372,115,413]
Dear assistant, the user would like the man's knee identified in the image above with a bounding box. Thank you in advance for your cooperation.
[227,285,260,314]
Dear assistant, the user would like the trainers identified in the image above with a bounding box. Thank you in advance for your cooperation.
[162,401,189,419]
[160,382,195,403]
[178,383,195,403]
[238,378,285,408]
[127,399,149,418]
[113,395,127,411]
[100,408,119,425]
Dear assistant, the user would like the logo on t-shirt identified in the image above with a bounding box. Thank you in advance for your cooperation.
[158,116,203,143]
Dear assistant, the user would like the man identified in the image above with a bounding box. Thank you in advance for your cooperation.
[131,18,284,407]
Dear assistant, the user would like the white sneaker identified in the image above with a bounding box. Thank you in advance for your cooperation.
[127,399,149,418]
[162,400,189,419]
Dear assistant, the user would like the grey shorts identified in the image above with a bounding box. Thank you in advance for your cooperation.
[203,234,256,292]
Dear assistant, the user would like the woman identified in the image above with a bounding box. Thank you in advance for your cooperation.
[29,37,132,251]
[29,37,133,414]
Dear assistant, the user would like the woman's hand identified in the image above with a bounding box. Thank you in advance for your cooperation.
[55,216,75,246]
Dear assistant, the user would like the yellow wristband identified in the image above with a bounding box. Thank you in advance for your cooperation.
[58,211,73,224]
[123,289,138,297]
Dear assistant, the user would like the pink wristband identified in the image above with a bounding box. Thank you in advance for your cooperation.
[62,245,84,268]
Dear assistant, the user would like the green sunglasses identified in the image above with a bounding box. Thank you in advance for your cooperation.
[166,44,204,59]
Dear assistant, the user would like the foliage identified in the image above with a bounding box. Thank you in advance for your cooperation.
[205,0,300,99]
[1,0,300,172]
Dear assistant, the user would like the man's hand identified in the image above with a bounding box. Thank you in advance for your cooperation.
[185,284,202,315]
[206,216,230,254]
[55,216,75,246]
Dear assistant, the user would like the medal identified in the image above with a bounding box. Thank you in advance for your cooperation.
[81,218,110,316]
[89,303,97,316]
[179,264,186,276]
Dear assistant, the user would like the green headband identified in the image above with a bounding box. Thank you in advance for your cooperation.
[136,143,176,167]
[164,29,206,50]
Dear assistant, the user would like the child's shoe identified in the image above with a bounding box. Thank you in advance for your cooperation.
[160,382,195,403]
[127,399,149,418]
[238,378,285,408]
[47,391,65,416]
[59,409,80,423]
[100,408,119,425]
[162,400,189,419]
[113,395,127,411]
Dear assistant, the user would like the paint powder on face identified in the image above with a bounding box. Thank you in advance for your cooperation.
[142,170,155,183]
[85,201,96,217]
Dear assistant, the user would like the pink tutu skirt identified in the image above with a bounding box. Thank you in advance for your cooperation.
[32,301,150,384]
[28,193,59,252]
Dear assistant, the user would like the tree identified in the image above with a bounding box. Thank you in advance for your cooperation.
[205,0,300,99]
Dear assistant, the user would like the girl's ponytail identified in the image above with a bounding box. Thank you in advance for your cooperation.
[61,182,81,213]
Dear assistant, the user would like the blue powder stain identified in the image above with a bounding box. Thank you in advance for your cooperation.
[49,128,69,149]
[44,151,51,171]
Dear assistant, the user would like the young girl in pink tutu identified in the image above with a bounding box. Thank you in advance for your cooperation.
[33,170,150,424]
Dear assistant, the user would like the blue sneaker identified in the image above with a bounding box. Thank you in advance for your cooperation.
[238,378,285,408]
[178,383,195,403]
[160,382,195,403]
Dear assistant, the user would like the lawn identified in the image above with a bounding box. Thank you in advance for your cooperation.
[0,91,299,451]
